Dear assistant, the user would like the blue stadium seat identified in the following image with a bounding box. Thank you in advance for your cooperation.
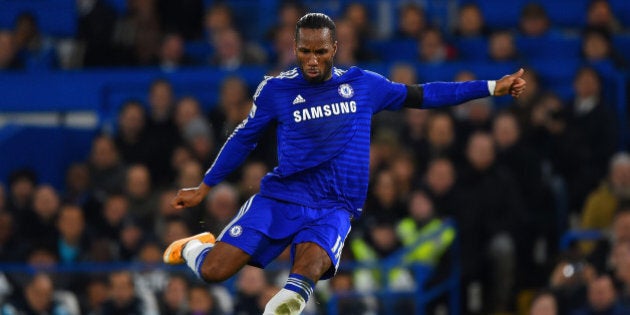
[516,35,581,61]
[540,0,588,29]
[0,0,77,37]
[610,0,630,27]
[472,0,526,29]
[367,39,417,62]
[526,58,580,101]
[185,41,214,65]
[613,35,630,57]
[453,37,488,62]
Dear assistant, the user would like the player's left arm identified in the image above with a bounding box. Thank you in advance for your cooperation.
[403,68,526,109]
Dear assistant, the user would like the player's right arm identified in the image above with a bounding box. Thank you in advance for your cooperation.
[171,78,276,210]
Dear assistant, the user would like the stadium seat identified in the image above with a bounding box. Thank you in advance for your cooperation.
[610,0,630,27]
[473,0,526,29]
[453,37,489,62]
[516,35,581,62]
[0,0,77,37]
[367,39,418,62]
[540,0,588,29]
[613,35,630,57]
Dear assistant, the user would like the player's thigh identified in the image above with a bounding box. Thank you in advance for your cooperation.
[292,208,353,281]
[199,241,251,282]
[291,242,332,282]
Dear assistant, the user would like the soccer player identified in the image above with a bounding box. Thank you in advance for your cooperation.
[163,13,526,314]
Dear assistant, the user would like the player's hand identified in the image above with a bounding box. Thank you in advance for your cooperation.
[494,68,527,98]
[171,182,211,210]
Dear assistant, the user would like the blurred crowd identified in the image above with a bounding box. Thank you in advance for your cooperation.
[1,0,630,314]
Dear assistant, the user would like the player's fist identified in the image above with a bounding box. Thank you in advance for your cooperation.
[495,68,526,98]
[171,183,211,210]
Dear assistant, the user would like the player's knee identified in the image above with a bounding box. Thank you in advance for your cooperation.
[199,260,233,283]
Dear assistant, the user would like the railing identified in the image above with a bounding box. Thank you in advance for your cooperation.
[0,221,460,315]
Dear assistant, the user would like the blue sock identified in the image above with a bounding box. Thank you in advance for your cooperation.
[284,273,315,302]
[194,247,211,277]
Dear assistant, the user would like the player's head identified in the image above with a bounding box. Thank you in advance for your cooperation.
[294,13,337,83]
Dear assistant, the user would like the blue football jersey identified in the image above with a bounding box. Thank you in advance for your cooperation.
[204,67,408,217]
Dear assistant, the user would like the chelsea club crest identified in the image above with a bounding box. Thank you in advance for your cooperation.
[338,84,354,98]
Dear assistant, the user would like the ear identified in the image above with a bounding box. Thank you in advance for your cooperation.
[333,40,338,56]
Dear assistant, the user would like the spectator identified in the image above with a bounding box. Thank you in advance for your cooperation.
[114,100,153,166]
[581,153,630,236]
[209,76,252,144]
[269,24,297,73]
[134,241,169,292]
[0,211,20,262]
[527,92,567,159]
[63,163,100,222]
[586,0,622,34]
[174,96,204,133]
[117,218,146,261]
[100,270,155,315]
[202,2,234,36]
[159,32,195,71]
[1,273,74,315]
[146,79,180,187]
[458,132,527,313]
[611,241,630,305]
[396,189,455,267]
[488,30,519,62]
[161,217,192,250]
[111,0,162,66]
[395,3,426,40]
[400,107,429,164]
[587,208,630,272]
[349,221,410,293]
[266,1,305,40]
[418,27,456,64]
[519,3,552,37]
[13,12,57,70]
[422,157,464,219]
[19,185,61,249]
[549,257,596,314]
[80,276,109,314]
[0,29,23,70]
[95,194,131,244]
[342,2,373,41]
[422,112,462,173]
[553,67,618,213]
[570,274,629,315]
[55,204,91,264]
[233,266,268,315]
[454,3,489,38]
[6,168,37,214]
[334,20,360,67]
[327,271,372,315]
[581,27,626,69]
[510,69,544,134]
[187,284,221,315]
[158,274,189,315]
[362,168,407,227]
[209,28,266,70]
[237,161,268,202]
[124,164,158,230]
[183,117,215,167]
[77,0,117,67]
[202,183,239,236]
[88,134,127,196]
[529,290,559,315]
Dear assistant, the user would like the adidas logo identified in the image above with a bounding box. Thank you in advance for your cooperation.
[292,94,306,105]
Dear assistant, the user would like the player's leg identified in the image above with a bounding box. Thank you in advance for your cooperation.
[163,232,251,282]
[262,242,333,315]
[263,208,352,315]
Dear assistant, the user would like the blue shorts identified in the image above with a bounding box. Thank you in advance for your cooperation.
[217,194,352,280]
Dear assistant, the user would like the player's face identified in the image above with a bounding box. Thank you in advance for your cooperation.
[295,27,337,83]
